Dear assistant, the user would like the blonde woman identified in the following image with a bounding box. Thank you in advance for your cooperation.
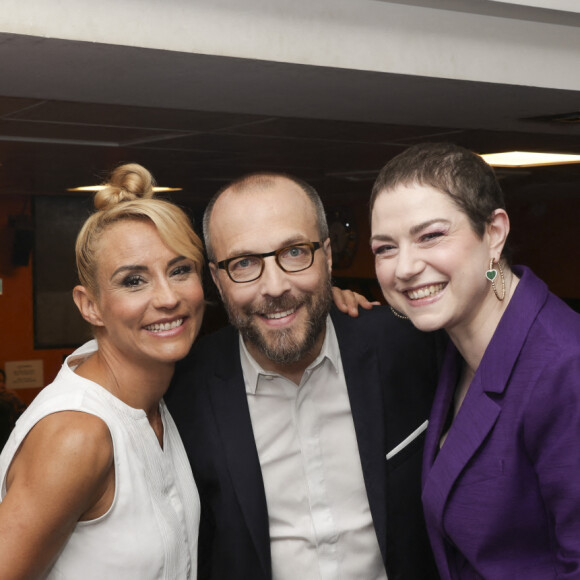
[0,164,204,579]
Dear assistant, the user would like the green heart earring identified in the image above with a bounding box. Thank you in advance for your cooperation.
[486,258,505,301]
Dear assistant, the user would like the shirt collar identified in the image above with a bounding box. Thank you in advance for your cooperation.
[240,314,340,394]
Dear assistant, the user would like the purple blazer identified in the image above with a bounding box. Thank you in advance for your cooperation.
[422,266,580,579]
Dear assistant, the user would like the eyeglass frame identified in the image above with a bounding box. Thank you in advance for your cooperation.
[216,241,323,283]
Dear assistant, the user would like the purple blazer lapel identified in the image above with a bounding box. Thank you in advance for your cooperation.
[422,266,549,565]
[421,346,457,487]
[422,354,502,525]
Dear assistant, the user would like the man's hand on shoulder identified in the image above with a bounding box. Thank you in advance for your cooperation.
[332,286,380,318]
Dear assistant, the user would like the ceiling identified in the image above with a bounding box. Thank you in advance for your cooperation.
[0,33,579,210]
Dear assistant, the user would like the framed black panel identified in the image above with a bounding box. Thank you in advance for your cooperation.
[33,196,93,349]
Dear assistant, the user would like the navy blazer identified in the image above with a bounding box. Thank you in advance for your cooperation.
[167,306,442,580]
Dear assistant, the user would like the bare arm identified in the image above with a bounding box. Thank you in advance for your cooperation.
[0,411,114,580]
[332,286,380,317]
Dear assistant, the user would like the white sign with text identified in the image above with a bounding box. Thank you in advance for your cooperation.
[5,360,44,389]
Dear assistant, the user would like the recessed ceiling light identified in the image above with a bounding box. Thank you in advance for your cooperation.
[67,185,182,192]
[480,151,580,167]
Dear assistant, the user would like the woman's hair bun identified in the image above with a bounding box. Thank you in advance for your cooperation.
[94,163,156,211]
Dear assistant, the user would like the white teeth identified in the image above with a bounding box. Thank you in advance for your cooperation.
[265,308,295,320]
[407,284,444,300]
[145,318,183,332]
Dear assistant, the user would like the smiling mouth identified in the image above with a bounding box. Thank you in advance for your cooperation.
[263,308,297,320]
[406,284,445,300]
[145,318,184,332]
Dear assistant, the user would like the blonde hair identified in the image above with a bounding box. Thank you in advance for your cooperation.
[75,163,204,296]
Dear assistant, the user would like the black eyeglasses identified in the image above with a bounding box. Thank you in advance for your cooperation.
[217,241,322,283]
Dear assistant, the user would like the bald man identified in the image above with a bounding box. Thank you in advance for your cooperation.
[167,173,441,580]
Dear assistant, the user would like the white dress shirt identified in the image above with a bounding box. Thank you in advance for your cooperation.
[241,317,387,580]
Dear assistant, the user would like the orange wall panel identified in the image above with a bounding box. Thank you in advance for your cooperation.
[1,196,73,404]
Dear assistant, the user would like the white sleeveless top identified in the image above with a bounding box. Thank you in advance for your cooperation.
[0,340,199,580]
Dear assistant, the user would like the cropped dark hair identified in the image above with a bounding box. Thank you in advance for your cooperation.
[370,142,506,238]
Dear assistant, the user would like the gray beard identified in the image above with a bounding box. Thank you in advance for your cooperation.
[223,277,332,366]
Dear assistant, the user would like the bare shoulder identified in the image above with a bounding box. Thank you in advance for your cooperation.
[0,411,115,579]
[7,410,113,499]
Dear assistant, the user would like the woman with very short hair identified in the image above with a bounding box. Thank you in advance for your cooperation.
[370,142,580,579]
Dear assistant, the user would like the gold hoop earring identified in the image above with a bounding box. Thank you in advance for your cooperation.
[390,305,409,320]
[485,258,505,301]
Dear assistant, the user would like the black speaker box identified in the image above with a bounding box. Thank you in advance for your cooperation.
[12,227,34,266]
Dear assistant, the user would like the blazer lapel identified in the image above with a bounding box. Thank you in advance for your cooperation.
[424,376,501,522]
[421,349,456,486]
[207,333,271,577]
[423,267,549,529]
[421,267,551,577]
[333,312,388,562]
[422,354,500,579]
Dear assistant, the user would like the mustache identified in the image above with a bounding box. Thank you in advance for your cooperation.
[249,295,305,316]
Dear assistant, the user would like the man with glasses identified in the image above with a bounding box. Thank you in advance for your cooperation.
[167,173,441,580]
